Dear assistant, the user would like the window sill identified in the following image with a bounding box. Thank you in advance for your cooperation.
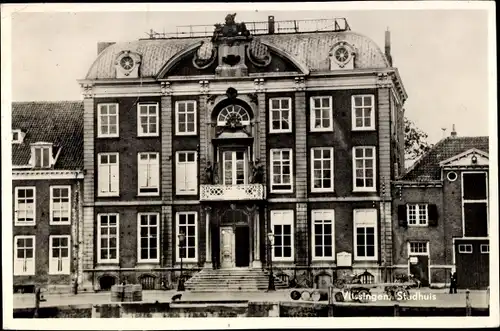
[49,222,71,226]
[269,130,293,134]
[311,189,335,193]
[310,128,334,133]
[176,192,198,196]
[14,223,36,227]
[270,189,294,194]
[351,127,376,132]
[48,272,70,276]
[14,273,35,277]
[407,224,429,228]
[353,258,378,262]
[352,188,377,193]
[97,194,120,198]
[137,134,160,138]
[137,193,160,197]
[175,132,197,136]
[96,135,120,139]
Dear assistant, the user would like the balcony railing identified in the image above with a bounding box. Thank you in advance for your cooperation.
[200,184,265,201]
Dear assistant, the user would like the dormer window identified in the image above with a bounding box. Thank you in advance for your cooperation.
[31,143,53,168]
[12,130,24,144]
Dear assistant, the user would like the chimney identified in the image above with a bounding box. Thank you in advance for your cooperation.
[385,28,393,66]
[450,124,457,137]
[268,16,275,34]
[97,42,115,55]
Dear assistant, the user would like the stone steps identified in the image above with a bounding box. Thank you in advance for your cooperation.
[185,268,288,291]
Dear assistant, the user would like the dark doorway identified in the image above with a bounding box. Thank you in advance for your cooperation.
[235,226,250,267]
[409,256,429,287]
[99,275,116,291]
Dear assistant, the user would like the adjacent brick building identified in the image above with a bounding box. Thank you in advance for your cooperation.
[11,101,84,293]
[75,15,408,291]
[392,132,489,289]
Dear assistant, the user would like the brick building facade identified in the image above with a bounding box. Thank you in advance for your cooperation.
[75,16,407,291]
[392,133,489,289]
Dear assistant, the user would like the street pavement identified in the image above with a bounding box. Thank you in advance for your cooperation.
[12,288,489,310]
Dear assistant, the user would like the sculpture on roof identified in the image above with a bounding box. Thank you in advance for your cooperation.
[212,13,251,42]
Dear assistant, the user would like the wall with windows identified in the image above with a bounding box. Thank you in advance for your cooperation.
[13,179,80,287]
[94,97,162,202]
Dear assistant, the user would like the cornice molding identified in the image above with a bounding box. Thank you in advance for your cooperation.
[12,170,84,180]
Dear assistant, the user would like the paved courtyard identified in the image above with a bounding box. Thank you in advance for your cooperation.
[13,288,489,310]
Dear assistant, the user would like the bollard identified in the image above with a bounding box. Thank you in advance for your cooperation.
[394,304,400,316]
[465,289,471,316]
[486,286,490,308]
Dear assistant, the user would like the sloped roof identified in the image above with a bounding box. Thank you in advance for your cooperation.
[12,101,84,170]
[86,30,389,79]
[401,136,489,181]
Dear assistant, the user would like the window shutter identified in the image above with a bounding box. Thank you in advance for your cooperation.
[98,164,109,193]
[428,204,439,226]
[176,162,186,193]
[110,163,119,193]
[398,205,407,227]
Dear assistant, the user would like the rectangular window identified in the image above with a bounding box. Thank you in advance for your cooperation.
[97,103,119,138]
[33,146,52,168]
[49,235,70,274]
[15,187,36,226]
[458,244,473,254]
[354,209,378,260]
[406,204,428,226]
[50,186,71,225]
[137,103,159,137]
[480,244,489,253]
[310,96,333,131]
[137,213,159,263]
[312,210,335,260]
[352,95,375,130]
[138,153,160,195]
[269,98,292,133]
[176,212,198,262]
[409,242,428,255]
[176,151,198,195]
[98,153,119,196]
[98,213,119,263]
[12,129,22,144]
[270,210,294,261]
[270,149,293,193]
[311,147,334,192]
[353,146,376,192]
[14,236,35,275]
[175,100,197,135]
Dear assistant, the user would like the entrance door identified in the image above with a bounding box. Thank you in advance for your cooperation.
[223,151,247,185]
[220,226,235,268]
[235,226,250,267]
[408,241,430,286]
[455,239,489,289]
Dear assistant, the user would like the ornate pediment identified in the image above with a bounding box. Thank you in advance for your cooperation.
[439,148,489,168]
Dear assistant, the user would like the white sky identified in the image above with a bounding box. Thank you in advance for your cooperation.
[5,4,494,144]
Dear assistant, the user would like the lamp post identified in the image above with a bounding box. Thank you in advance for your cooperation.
[177,232,186,291]
[267,232,275,291]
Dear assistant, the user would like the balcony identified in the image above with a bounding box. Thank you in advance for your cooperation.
[200,184,265,201]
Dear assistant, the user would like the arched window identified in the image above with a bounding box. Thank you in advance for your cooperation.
[217,105,250,126]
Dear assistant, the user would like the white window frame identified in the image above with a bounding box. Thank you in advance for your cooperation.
[408,241,429,256]
[97,152,119,197]
[270,148,293,193]
[270,210,294,262]
[14,235,35,276]
[175,151,198,195]
[137,103,159,137]
[352,146,377,192]
[14,187,36,226]
[31,144,53,168]
[351,95,375,131]
[49,235,71,275]
[310,96,333,132]
[311,209,335,261]
[311,147,334,192]
[175,100,197,136]
[458,244,473,254]
[97,213,120,264]
[353,209,378,261]
[12,129,23,144]
[480,244,489,253]
[49,185,71,225]
[269,97,292,133]
[137,152,160,196]
[406,204,428,226]
[97,103,119,138]
[137,213,160,263]
[176,212,198,263]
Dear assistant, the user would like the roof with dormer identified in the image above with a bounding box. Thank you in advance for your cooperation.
[86,30,390,80]
[401,136,489,181]
[11,101,84,169]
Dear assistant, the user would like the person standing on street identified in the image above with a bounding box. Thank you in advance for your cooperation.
[450,269,458,294]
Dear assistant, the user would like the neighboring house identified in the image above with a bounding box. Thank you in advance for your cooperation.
[392,132,489,289]
[12,101,84,293]
[77,15,407,291]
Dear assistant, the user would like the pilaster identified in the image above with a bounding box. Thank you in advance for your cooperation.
[294,91,307,199]
[295,202,308,266]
